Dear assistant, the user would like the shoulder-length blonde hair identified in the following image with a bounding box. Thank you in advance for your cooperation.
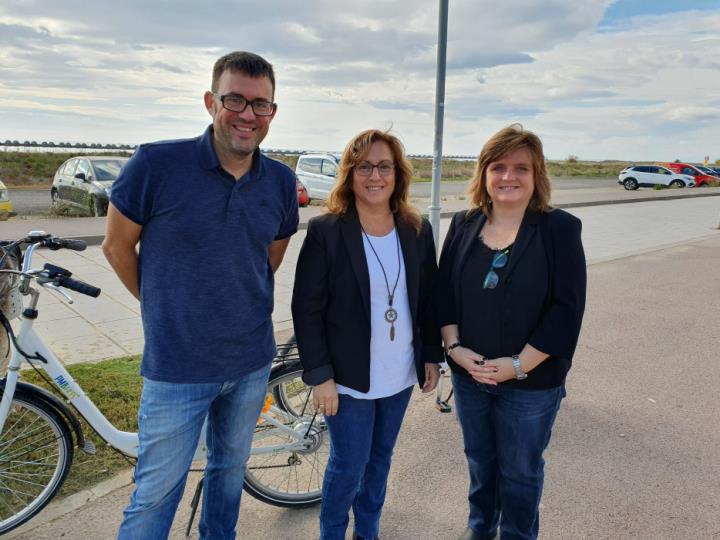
[326,129,422,233]
[467,123,552,220]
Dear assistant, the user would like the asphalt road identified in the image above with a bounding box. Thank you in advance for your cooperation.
[8,177,619,216]
[6,187,53,215]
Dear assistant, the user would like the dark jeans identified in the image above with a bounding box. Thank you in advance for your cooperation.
[452,373,564,540]
[319,386,413,540]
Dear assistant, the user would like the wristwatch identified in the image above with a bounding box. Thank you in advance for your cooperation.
[445,341,462,356]
[512,355,528,380]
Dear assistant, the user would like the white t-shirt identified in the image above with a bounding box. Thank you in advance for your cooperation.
[336,228,417,399]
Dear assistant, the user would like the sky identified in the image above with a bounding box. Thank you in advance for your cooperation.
[1,0,718,161]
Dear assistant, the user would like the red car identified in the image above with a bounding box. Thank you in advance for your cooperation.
[296,178,310,207]
[663,163,718,187]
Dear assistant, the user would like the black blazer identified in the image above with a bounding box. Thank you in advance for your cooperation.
[437,208,586,388]
[291,208,443,393]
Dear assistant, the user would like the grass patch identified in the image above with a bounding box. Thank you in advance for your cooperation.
[20,355,143,497]
[0,151,132,187]
[2,150,656,189]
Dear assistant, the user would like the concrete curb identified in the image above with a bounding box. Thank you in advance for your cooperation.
[4,470,134,539]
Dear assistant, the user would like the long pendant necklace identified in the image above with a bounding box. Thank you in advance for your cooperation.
[360,224,401,341]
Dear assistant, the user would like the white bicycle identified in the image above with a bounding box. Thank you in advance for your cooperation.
[0,232,328,535]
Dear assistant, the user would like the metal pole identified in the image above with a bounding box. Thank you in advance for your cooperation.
[429,0,449,250]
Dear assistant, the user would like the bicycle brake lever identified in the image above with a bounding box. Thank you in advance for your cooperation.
[42,282,74,304]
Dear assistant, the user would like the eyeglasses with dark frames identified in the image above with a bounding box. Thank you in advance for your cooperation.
[213,93,276,116]
[483,248,509,289]
[354,161,395,177]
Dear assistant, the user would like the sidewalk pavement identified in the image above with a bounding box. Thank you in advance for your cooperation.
[8,232,720,539]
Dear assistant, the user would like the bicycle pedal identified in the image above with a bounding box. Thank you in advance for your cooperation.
[435,400,453,413]
[82,440,97,455]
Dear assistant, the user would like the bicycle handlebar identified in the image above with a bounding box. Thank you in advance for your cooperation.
[1,234,102,299]
[55,275,101,298]
[50,238,87,252]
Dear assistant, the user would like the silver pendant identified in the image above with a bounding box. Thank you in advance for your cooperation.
[385,307,397,341]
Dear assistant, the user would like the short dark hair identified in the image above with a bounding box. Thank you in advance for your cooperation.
[211,51,275,96]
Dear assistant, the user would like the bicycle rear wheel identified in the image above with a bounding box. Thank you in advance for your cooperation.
[0,389,74,534]
[243,364,328,508]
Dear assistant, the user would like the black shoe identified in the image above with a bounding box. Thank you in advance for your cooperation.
[457,527,498,540]
[352,533,379,540]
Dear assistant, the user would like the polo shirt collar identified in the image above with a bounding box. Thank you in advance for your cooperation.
[197,125,265,178]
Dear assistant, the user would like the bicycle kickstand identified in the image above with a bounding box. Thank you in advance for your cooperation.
[436,392,453,413]
[435,365,454,413]
[186,474,204,537]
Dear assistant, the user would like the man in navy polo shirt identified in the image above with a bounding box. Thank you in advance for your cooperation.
[103,51,299,539]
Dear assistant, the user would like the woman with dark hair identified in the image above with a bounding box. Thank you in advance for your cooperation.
[438,124,587,540]
[292,129,442,540]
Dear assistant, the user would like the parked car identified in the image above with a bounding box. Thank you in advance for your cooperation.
[296,177,310,207]
[0,179,14,218]
[663,163,716,187]
[295,153,341,200]
[51,156,129,216]
[696,165,720,178]
[618,165,694,190]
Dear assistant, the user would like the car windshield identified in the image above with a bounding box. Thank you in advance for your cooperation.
[92,159,127,181]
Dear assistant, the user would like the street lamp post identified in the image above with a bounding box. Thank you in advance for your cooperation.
[429,0,449,250]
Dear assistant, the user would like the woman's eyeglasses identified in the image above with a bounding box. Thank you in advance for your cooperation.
[483,249,509,289]
[354,161,395,177]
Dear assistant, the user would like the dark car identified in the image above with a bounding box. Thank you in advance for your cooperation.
[51,156,129,216]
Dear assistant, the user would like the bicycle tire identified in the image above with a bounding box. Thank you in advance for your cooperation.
[0,387,74,534]
[271,337,306,416]
[243,363,327,508]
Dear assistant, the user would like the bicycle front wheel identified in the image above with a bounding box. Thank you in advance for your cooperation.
[0,389,74,534]
[244,364,328,508]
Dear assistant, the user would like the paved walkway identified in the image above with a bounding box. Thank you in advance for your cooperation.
[8,232,720,539]
[10,193,719,366]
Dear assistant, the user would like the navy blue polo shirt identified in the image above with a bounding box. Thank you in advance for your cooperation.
[110,126,299,383]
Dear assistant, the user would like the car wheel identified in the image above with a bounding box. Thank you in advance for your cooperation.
[50,188,59,204]
[669,180,684,188]
[623,178,638,191]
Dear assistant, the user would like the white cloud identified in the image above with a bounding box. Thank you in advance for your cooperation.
[0,1,718,161]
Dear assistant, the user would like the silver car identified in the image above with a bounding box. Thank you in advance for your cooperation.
[295,153,341,200]
[51,156,129,216]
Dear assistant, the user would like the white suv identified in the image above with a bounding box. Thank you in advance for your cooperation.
[295,153,341,200]
[618,165,695,190]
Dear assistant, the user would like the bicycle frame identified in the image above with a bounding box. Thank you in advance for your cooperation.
[1,320,313,457]
[0,319,139,455]
[0,241,316,460]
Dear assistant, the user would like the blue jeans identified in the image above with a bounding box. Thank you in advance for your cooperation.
[117,363,271,540]
[320,386,413,540]
[452,373,564,540]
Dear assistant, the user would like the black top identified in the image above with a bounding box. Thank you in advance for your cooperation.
[291,208,443,393]
[438,209,587,389]
[459,239,515,362]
